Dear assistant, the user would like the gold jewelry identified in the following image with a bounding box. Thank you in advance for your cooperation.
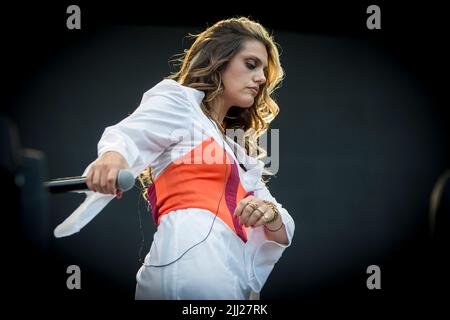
[264,222,284,232]
[262,200,280,224]
[248,202,258,211]
[254,207,265,215]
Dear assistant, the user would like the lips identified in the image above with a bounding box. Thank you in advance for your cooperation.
[247,87,259,95]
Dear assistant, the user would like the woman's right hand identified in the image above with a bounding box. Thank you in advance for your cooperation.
[85,151,130,196]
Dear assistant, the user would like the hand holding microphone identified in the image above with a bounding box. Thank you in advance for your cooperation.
[85,151,132,198]
[45,151,134,197]
[49,151,135,238]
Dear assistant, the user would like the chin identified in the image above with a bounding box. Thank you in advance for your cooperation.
[235,98,255,108]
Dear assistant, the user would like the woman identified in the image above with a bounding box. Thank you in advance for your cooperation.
[85,17,295,299]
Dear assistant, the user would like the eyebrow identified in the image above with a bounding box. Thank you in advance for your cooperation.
[246,55,268,70]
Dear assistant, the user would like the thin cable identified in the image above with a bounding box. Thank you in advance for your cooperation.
[135,183,146,264]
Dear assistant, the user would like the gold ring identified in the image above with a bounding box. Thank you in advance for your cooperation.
[254,207,265,215]
[248,202,258,210]
[263,212,273,223]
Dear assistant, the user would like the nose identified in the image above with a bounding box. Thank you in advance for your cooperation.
[254,70,266,85]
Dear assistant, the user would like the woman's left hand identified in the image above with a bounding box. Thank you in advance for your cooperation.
[234,195,274,228]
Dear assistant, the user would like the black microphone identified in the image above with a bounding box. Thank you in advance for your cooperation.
[44,170,135,194]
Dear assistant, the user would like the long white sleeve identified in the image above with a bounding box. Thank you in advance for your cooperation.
[244,177,295,293]
[97,79,197,175]
[54,80,202,238]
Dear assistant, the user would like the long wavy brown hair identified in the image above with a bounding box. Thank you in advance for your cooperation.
[138,17,284,200]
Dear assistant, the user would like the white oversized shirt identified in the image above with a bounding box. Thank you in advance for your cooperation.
[57,79,295,299]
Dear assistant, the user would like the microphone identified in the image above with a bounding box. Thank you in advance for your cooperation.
[44,170,135,193]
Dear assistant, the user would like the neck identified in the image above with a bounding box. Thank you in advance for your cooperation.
[209,98,230,125]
